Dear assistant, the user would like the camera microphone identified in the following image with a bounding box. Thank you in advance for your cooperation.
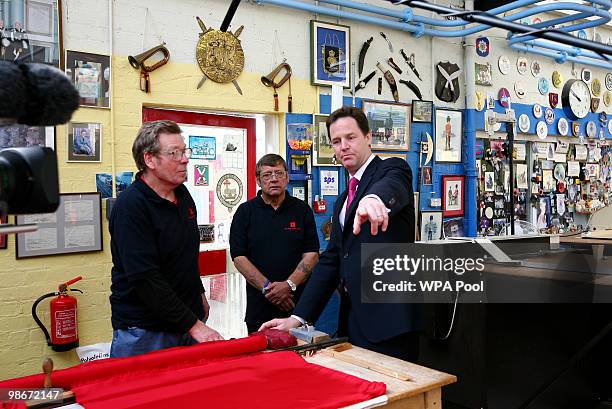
[0,61,79,126]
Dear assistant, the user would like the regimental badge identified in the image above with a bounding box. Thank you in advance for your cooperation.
[195,17,245,94]
[606,73,612,91]
[545,108,555,125]
[498,87,511,108]
[582,68,592,83]
[586,121,597,138]
[476,37,490,57]
[517,57,529,75]
[572,121,581,137]
[530,60,541,77]
[549,92,559,108]
[604,90,612,107]
[599,112,608,127]
[591,97,600,113]
[592,78,602,97]
[194,164,209,186]
[514,81,525,99]
[475,90,485,111]
[216,173,243,212]
[538,77,550,95]
[498,55,510,74]
[552,71,563,88]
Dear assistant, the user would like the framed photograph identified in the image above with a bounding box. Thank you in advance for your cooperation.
[442,175,465,217]
[362,100,410,151]
[435,108,463,163]
[67,122,101,162]
[422,166,433,185]
[414,192,420,241]
[420,211,443,242]
[65,50,110,108]
[0,0,63,67]
[310,20,350,87]
[475,62,493,86]
[443,217,465,238]
[412,100,433,123]
[0,126,55,150]
[313,114,340,166]
[0,215,7,249]
[15,193,103,259]
[516,163,528,189]
[484,171,495,192]
[189,135,216,160]
[533,196,551,230]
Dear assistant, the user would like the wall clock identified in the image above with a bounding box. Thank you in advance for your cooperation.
[562,79,591,120]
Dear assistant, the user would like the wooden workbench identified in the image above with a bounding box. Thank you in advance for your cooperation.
[306,343,456,409]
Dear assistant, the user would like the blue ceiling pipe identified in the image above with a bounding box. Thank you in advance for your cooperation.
[255,0,612,68]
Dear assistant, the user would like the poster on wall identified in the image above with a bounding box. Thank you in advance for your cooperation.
[320,170,339,196]
[0,0,62,67]
[222,134,244,169]
[435,108,463,163]
[190,135,216,160]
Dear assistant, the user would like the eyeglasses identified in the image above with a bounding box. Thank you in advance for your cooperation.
[160,148,192,161]
[259,170,286,181]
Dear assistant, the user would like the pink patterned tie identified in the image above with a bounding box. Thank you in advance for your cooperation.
[346,177,359,210]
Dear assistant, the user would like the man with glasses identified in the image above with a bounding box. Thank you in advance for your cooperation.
[109,120,223,358]
[230,154,319,333]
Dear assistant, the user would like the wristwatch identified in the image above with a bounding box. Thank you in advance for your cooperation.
[262,279,270,294]
[286,279,297,292]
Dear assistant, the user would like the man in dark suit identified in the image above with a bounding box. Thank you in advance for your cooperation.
[261,106,420,361]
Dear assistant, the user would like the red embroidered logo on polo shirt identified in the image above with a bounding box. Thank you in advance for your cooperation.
[188,208,196,219]
[285,221,301,231]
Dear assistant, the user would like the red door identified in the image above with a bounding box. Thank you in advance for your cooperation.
[142,108,257,275]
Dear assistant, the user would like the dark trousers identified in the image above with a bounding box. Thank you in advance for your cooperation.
[346,308,420,362]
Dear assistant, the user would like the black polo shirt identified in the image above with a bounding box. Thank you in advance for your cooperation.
[230,191,319,327]
[109,174,205,332]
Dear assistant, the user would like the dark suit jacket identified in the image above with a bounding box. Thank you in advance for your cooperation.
[294,156,419,343]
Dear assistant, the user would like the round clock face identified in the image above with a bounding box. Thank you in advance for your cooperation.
[562,79,592,119]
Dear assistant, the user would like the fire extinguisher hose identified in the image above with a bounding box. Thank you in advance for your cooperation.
[32,292,57,346]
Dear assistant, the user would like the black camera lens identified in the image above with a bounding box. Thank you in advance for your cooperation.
[0,147,59,214]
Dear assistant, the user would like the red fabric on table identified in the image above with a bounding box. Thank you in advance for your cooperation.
[250,328,298,349]
[0,336,267,389]
[70,351,386,409]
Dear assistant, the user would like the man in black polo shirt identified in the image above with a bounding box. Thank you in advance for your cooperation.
[230,154,319,333]
[109,120,223,358]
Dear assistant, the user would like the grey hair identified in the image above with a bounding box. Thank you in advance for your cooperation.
[255,153,288,176]
[132,120,182,171]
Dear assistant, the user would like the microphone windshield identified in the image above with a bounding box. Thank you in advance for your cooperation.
[18,63,80,126]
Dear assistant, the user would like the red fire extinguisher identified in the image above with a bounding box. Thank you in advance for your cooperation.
[32,276,83,352]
